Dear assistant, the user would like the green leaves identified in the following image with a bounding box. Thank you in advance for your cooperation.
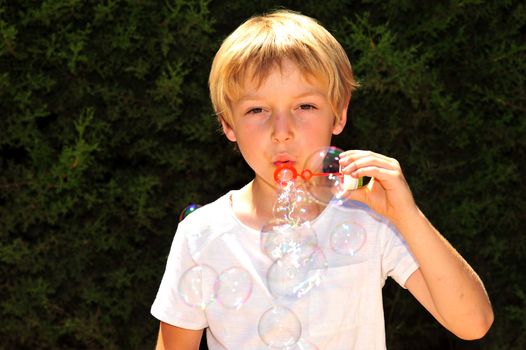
[0,0,523,348]
[333,2,525,348]
[0,1,215,348]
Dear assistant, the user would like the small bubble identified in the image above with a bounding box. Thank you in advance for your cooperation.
[179,203,201,222]
[214,267,253,310]
[177,265,217,310]
[330,221,367,256]
[258,305,301,348]
[267,248,327,299]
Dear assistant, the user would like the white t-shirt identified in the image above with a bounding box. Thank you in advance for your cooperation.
[151,191,419,349]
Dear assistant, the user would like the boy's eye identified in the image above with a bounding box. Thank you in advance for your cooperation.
[299,104,316,110]
[246,107,264,114]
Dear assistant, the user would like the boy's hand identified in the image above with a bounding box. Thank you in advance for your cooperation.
[340,150,494,339]
[339,150,419,224]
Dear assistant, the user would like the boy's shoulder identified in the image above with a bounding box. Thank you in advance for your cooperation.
[176,191,241,259]
[178,191,233,227]
[177,191,241,239]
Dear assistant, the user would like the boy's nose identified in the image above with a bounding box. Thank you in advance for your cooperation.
[271,113,294,143]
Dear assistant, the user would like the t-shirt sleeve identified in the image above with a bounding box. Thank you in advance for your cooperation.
[151,226,208,330]
[381,222,419,289]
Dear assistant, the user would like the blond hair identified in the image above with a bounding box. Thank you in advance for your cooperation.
[209,9,359,127]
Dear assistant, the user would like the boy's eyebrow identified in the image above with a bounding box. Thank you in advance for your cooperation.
[237,88,326,102]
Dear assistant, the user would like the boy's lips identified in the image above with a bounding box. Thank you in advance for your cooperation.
[272,156,296,167]
[273,160,294,165]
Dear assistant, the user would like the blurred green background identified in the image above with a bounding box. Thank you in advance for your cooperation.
[1,0,524,349]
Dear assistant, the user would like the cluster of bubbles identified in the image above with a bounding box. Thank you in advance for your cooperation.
[178,264,253,311]
[176,203,254,312]
[177,146,368,348]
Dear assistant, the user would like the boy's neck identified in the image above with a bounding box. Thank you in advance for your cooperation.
[231,178,277,230]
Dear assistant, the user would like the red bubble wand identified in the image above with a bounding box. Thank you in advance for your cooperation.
[273,163,368,189]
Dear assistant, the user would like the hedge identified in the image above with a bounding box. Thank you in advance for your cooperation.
[0,0,524,349]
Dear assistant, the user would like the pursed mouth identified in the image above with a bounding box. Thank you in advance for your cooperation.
[273,160,294,167]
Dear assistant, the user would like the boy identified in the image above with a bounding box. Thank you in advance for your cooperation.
[151,9,493,349]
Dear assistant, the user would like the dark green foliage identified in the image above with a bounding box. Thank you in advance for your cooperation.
[332,3,525,348]
[0,0,524,349]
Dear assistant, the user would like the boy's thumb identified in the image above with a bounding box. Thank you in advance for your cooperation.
[344,186,368,204]
[341,175,371,204]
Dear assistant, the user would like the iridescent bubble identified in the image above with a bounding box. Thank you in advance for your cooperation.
[260,221,318,261]
[330,221,367,256]
[303,146,345,205]
[267,248,327,299]
[272,181,296,222]
[287,183,319,224]
[179,203,202,222]
[177,265,217,310]
[214,267,253,310]
[258,305,301,348]
[272,168,320,224]
[273,201,292,222]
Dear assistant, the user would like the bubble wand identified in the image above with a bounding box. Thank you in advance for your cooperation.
[274,163,369,189]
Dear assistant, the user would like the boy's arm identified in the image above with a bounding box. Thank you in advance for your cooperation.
[399,209,493,339]
[339,150,494,340]
[155,322,203,350]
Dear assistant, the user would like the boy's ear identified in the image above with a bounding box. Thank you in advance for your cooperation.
[220,117,237,142]
[332,104,348,135]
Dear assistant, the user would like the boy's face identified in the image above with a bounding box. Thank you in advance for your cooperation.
[221,59,347,190]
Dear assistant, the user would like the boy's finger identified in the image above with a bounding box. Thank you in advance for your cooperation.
[346,165,399,182]
[339,150,395,165]
[340,155,400,174]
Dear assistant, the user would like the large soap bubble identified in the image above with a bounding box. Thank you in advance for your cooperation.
[260,221,318,261]
[177,264,217,310]
[287,182,319,224]
[267,248,327,299]
[303,146,371,206]
[330,221,367,256]
[302,146,347,205]
[272,179,318,225]
[214,267,253,310]
[258,305,302,348]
